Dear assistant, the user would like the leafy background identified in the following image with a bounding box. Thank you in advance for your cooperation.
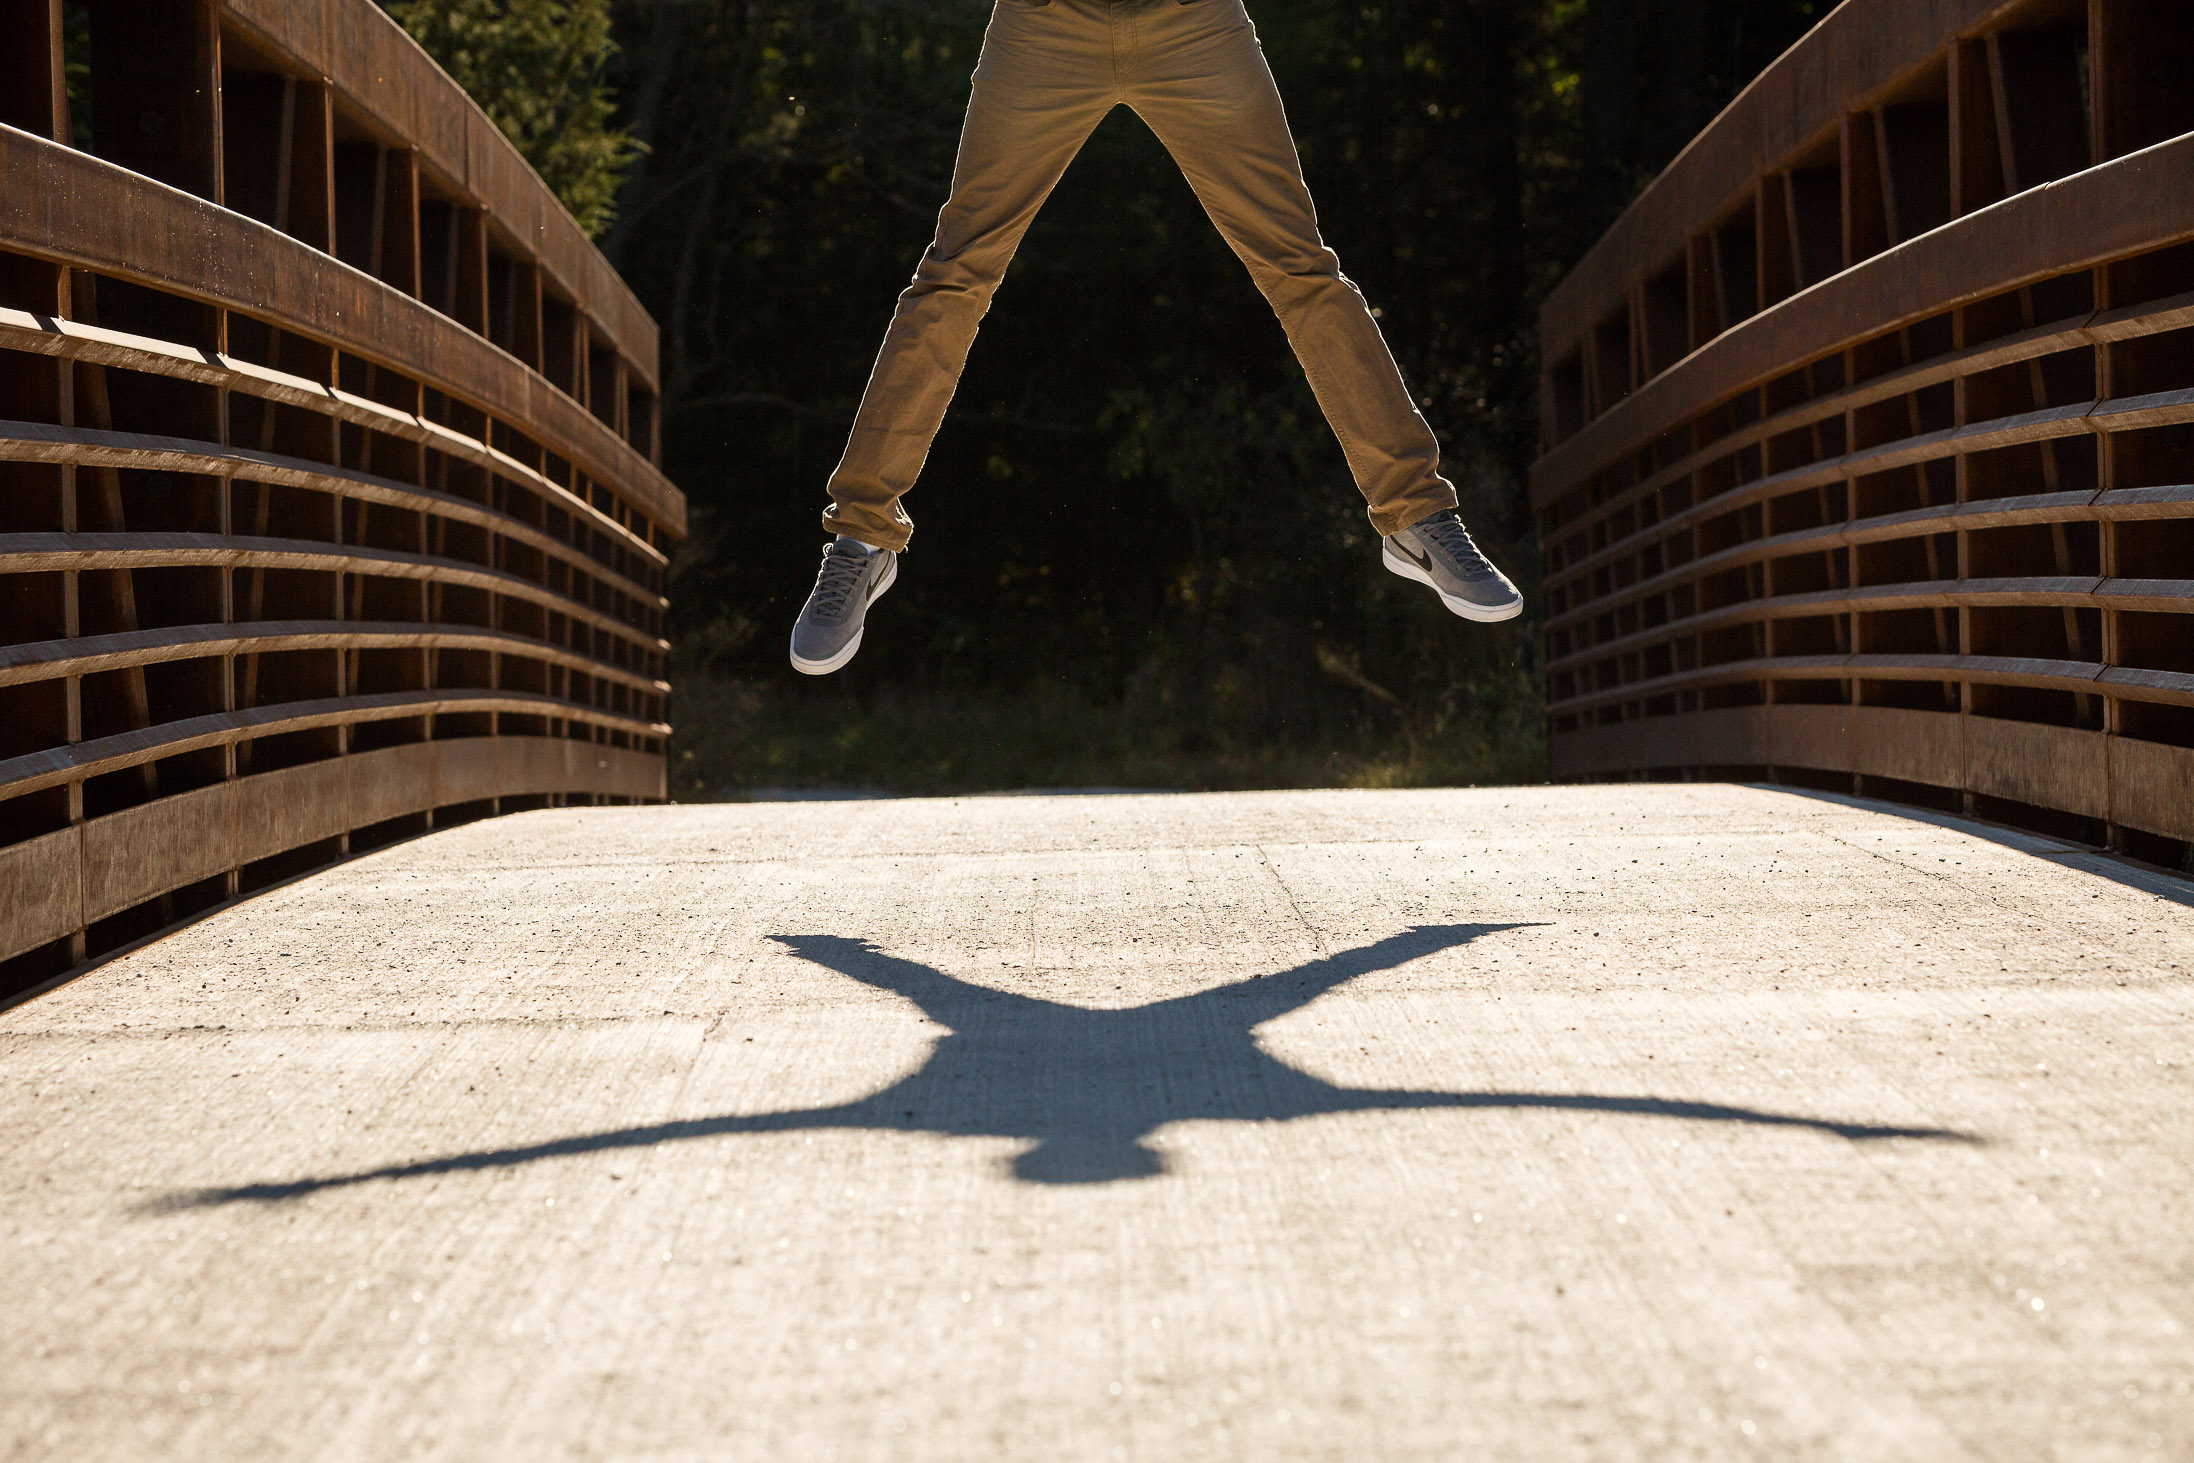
[388,0,1828,796]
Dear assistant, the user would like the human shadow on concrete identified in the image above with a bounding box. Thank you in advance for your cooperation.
[157,924,1977,1207]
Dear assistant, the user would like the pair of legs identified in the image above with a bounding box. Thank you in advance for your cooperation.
[820,0,1460,550]
[791,0,1521,673]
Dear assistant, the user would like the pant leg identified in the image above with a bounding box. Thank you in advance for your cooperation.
[1122,0,1457,537]
[822,0,1119,551]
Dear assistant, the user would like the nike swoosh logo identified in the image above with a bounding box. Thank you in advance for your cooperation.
[1395,541,1434,573]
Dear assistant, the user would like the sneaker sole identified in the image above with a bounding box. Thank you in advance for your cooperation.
[1382,540,1523,622]
[788,554,897,675]
[790,626,863,676]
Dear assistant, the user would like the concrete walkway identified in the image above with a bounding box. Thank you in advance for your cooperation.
[4,784,2191,1462]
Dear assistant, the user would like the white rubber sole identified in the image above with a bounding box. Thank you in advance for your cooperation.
[789,553,897,675]
[1382,539,1523,623]
[790,626,863,676]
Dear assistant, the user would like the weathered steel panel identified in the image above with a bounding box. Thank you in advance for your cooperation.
[1845,707,1966,789]
[496,737,590,798]
[1548,705,1974,791]
[2111,738,2194,841]
[230,761,357,865]
[434,738,508,807]
[1546,708,1767,780]
[1761,705,1858,773]
[0,827,81,963]
[1966,722,2112,821]
[80,761,357,924]
[82,783,236,924]
[347,743,450,830]
[598,745,670,803]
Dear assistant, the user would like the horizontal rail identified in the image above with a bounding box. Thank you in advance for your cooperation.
[1552,485,2087,603]
[1534,131,2194,507]
[1537,293,2194,576]
[0,621,671,696]
[1550,290,2194,545]
[0,689,669,801]
[1550,654,2194,717]
[1,737,669,965]
[0,126,684,537]
[1539,395,2194,603]
[1552,482,2194,636]
[1541,485,2194,640]
[0,311,667,566]
[0,421,667,604]
[0,533,668,656]
[1547,577,2194,678]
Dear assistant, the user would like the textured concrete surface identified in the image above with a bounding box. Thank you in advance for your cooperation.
[4,784,2192,1462]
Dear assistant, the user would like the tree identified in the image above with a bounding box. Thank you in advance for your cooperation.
[386,0,639,236]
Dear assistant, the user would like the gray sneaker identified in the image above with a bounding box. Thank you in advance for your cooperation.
[1382,509,1523,622]
[790,539,898,675]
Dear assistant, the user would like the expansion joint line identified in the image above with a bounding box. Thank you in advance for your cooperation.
[1256,845,1326,958]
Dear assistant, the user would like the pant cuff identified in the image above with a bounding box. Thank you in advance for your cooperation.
[1369,483,1460,538]
[821,507,912,554]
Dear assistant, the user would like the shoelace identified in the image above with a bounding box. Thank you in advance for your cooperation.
[807,543,872,619]
[1415,511,1495,576]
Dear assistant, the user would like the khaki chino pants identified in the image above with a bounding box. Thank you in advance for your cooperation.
[822,0,1460,551]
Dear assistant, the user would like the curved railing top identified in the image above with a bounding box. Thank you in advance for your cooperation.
[1,125,683,538]
[0,0,679,537]
[1542,0,1957,353]
[1534,130,2194,505]
[1535,0,2194,506]
[223,0,657,381]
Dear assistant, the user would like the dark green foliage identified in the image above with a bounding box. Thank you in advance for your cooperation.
[60,4,91,149]
[387,0,638,235]
[591,0,1823,795]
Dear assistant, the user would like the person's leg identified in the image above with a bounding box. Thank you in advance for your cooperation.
[822,0,1119,551]
[1121,0,1457,538]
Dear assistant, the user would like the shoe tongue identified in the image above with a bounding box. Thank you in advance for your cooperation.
[1423,513,1482,563]
[829,539,871,560]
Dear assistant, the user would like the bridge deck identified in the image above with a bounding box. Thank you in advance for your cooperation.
[5,785,2190,1460]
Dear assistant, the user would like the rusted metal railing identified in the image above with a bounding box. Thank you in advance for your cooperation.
[1533,0,2194,863]
[0,0,684,991]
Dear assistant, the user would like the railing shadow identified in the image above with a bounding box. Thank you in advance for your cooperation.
[152,923,1978,1209]
[1765,785,2194,910]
